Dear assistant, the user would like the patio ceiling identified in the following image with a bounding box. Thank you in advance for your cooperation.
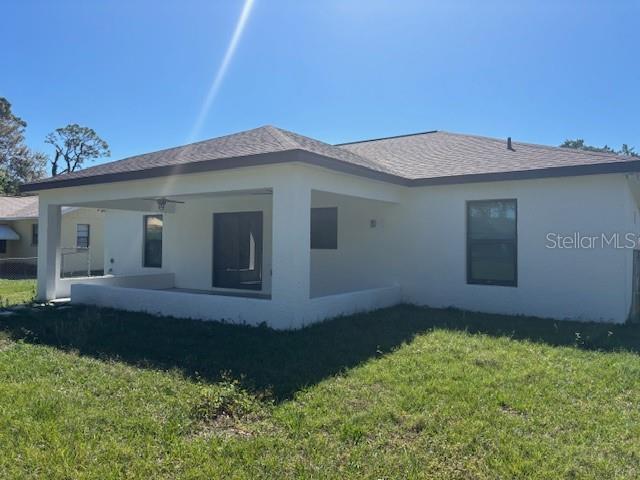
[62,188,274,212]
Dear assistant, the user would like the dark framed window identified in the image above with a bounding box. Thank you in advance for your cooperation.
[467,199,517,287]
[143,215,163,268]
[311,207,338,249]
[0,240,6,254]
[32,223,38,246]
[76,224,90,248]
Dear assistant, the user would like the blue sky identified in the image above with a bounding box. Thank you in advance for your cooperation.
[3,0,639,171]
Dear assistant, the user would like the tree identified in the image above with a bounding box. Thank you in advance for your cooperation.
[620,144,638,157]
[0,97,47,194]
[560,138,639,157]
[45,124,110,176]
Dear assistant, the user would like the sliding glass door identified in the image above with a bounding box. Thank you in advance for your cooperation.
[212,211,263,290]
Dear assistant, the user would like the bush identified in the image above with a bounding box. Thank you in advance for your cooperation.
[190,376,263,422]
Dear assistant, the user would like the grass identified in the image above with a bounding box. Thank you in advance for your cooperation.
[0,303,639,478]
[0,278,35,306]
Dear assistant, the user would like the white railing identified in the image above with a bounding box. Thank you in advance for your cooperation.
[60,247,92,278]
[0,248,100,280]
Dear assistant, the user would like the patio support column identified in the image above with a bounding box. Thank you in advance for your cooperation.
[36,202,62,301]
[271,181,311,326]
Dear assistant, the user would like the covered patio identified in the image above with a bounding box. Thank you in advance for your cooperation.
[35,163,402,329]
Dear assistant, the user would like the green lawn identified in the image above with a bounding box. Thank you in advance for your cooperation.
[0,279,35,306]
[0,304,639,478]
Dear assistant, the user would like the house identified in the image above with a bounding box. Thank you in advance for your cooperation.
[20,126,640,328]
[0,196,104,278]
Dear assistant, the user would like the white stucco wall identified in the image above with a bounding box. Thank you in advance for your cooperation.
[393,173,636,323]
[71,283,401,329]
[59,272,174,298]
[103,188,398,298]
[310,191,397,297]
[104,194,273,295]
[35,161,640,326]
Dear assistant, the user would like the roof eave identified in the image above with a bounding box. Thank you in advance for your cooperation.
[20,149,408,193]
[20,150,300,193]
[408,160,640,186]
[0,216,37,221]
[19,151,640,193]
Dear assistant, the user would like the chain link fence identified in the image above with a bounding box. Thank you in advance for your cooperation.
[0,257,37,279]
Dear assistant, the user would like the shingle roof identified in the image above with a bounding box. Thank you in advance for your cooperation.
[338,130,639,180]
[21,125,640,192]
[23,126,391,190]
[0,196,39,219]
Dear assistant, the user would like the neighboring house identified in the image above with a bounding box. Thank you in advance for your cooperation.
[21,126,640,328]
[0,196,104,277]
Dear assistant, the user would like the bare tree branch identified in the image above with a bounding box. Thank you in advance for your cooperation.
[45,124,110,176]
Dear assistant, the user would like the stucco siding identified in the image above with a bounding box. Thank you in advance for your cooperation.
[104,195,273,295]
[395,173,634,323]
[104,190,398,298]
[37,162,640,326]
[310,191,398,297]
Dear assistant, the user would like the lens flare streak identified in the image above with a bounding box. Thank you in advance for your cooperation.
[188,0,255,142]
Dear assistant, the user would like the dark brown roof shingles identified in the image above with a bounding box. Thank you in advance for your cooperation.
[339,131,639,180]
[22,126,640,191]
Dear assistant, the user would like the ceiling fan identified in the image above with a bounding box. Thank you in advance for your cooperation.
[143,197,185,211]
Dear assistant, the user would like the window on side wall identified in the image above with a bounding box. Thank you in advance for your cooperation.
[467,199,517,287]
[310,207,338,249]
[76,224,90,249]
[32,223,38,246]
[143,215,163,268]
[0,240,6,254]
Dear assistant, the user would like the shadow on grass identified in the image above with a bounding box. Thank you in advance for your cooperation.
[1,304,639,400]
